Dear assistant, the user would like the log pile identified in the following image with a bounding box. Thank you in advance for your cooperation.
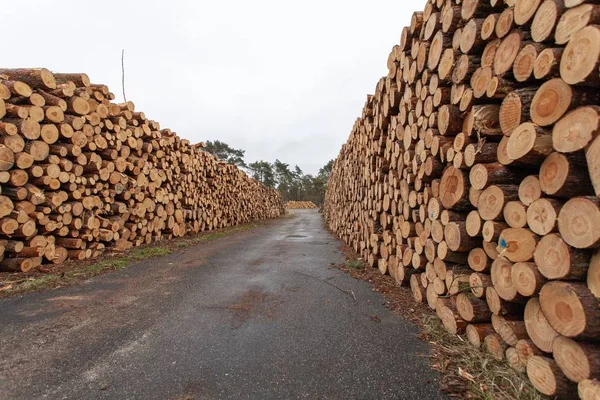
[323,0,600,398]
[285,201,319,209]
[0,68,284,272]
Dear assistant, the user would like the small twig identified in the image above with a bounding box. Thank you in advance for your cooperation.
[295,271,357,301]
[121,49,127,102]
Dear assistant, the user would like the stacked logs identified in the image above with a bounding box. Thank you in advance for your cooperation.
[323,0,600,398]
[285,201,319,209]
[0,68,284,273]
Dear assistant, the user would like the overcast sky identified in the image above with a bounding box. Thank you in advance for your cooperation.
[6,1,414,174]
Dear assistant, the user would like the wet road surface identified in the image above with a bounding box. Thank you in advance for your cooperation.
[0,210,445,399]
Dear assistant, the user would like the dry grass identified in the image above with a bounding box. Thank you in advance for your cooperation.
[421,315,546,400]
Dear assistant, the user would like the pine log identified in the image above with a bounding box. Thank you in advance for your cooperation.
[579,379,600,400]
[553,335,600,383]
[524,297,559,353]
[558,197,600,249]
[466,323,496,348]
[527,356,578,398]
[540,281,600,340]
[484,333,508,361]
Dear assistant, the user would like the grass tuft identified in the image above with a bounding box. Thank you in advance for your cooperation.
[421,315,546,400]
[195,232,227,242]
[128,247,172,260]
[346,260,365,270]
[13,275,63,292]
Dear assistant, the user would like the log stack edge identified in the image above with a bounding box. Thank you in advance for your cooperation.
[323,0,600,398]
[286,201,319,209]
[0,69,284,272]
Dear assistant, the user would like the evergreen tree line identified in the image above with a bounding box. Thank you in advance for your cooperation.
[203,140,333,205]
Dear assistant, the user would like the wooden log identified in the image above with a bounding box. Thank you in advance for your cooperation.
[491,257,527,303]
[478,184,518,221]
[540,153,592,198]
[556,4,600,45]
[560,25,600,85]
[492,314,529,346]
[499,88,537,136]
[552,106,600,153]
[484,333,508,361]
[497,227,538,262]
[506,347,525,372]
[531,78,600,126]
[534,47,563,79]
[482,221,508,243]
[0,68,56,90]
[579,379,600,400]
[526,198,561,235]
[494,31,527,77]
[589,249,600,298]
[514,0,543,26]
[439,166,470,210]
[410,273,425,303]
[504,201,528,229]
[527,356,578,398]
[468,248,492,273]
[444,221,480,252]
[553,336,600,383]
[496,8,515,38]
[513,44,542,82]
[466,323,496,348]
[516,339,543,367]
[534,233,590,281]
[456,292,492,323]
[53,73,90,88]
[436,296,467,334]
[506,122,552,165]
[558,197,600,249]
[531,0,565,43]
[524,297,559,353]
[469,163,524,190]
[469,272,492,298]
[540,281,600,340]
[512,261,547,298]
[0,257,36,272]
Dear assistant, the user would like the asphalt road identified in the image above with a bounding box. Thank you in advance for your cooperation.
[0,210,445,400]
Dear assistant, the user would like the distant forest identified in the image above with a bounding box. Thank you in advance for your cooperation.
[203,140,333,205]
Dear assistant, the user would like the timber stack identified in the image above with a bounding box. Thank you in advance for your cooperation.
[0,68,284,273]
[285,201,319,209]
[323,0,600,398]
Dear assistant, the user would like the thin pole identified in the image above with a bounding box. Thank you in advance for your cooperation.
[121,49,127,102]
